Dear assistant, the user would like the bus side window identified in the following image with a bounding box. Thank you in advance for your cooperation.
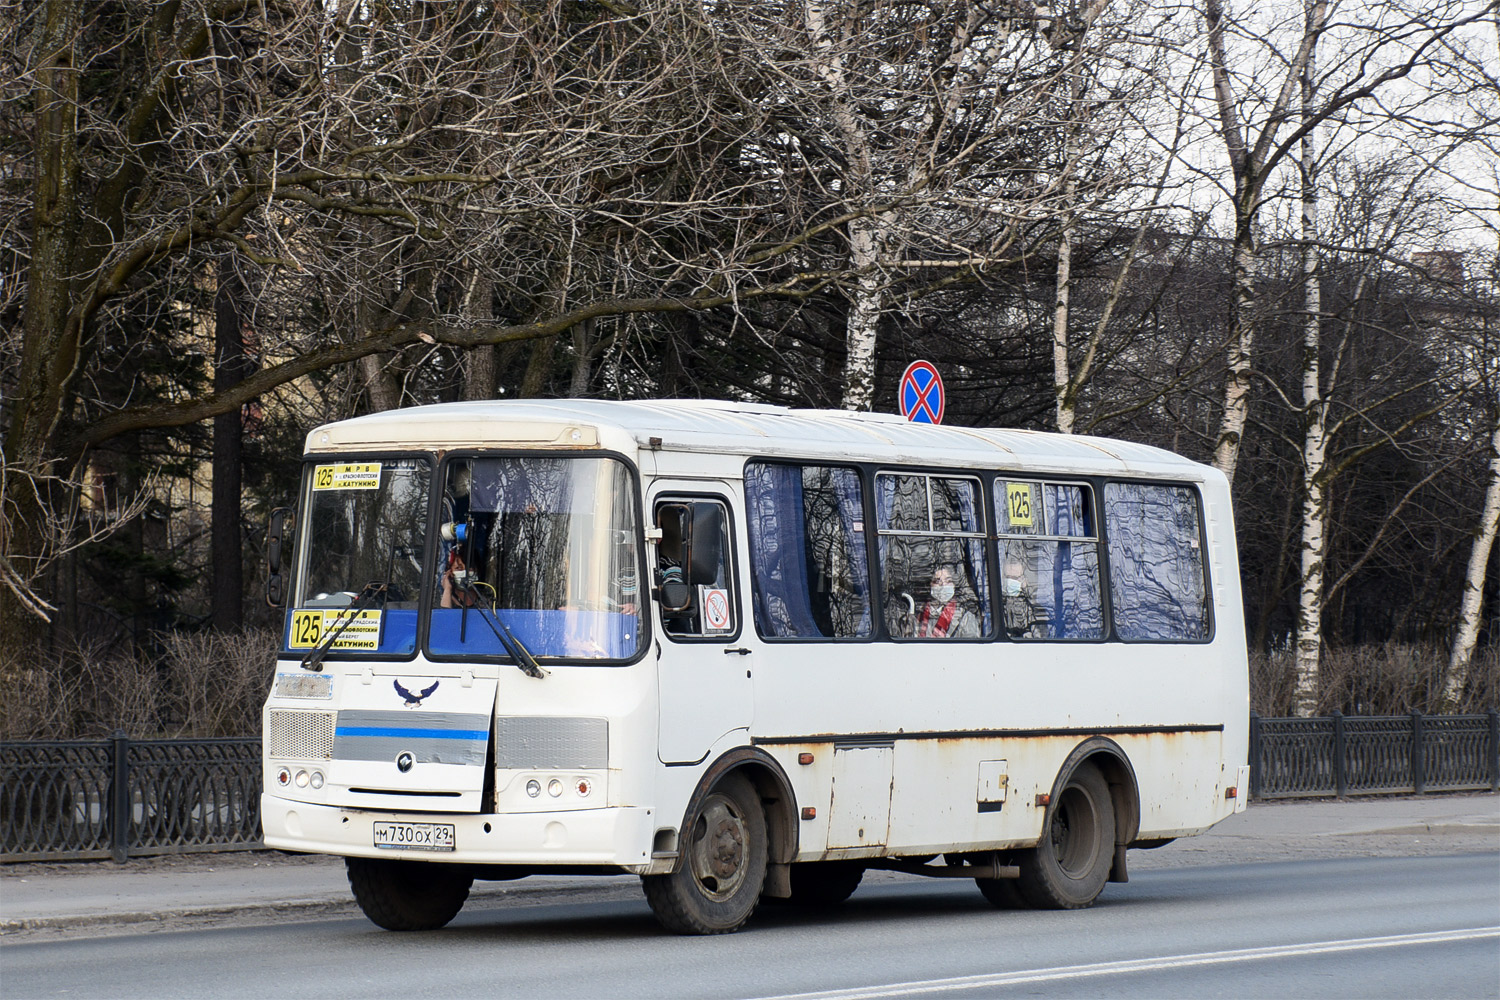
[995,480,1104,640]
[654,499,736,639]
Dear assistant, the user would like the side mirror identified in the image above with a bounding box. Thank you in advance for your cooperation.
[266,507,295,607]
[687,503,723,585]
[654,501,725,613]
[655,504,693,613]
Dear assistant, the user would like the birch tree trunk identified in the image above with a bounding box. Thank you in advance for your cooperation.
[842,216,885,411]
[1052,194,1078,434]
[1293,20,1325,716]
[1202,0,1330,487]
[803,0,884,412]
[1050,28,1092,435]
[1213,225,1259,485]
[1445,407,1500,706]
[1446,159,1500,705]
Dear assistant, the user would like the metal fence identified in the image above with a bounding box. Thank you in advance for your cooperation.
[5,714,1498,860]
[1249,711,1500,799]
[1,733,261,862]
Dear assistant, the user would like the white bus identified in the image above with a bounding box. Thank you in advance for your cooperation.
[261,399,1249,934]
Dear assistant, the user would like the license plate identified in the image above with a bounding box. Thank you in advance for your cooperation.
[373,822,455,852]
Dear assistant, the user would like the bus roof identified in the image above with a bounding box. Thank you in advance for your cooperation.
[306,399,1214,481]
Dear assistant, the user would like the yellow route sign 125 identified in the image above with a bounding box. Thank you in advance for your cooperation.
[312,463,381,491]
[288,609,382,649]
[1005,482,1035,529]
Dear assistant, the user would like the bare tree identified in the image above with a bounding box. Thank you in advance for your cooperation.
[1445,232,1500,704]
[1194,0,1494,485]
[1045,0,1192,434]
[1444,14,1500,701]
[725,1,1138,410]
[1270,156,1481,712]
[0,1,845,633]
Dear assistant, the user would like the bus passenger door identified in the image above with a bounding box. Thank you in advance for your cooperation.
[649,488,752,764]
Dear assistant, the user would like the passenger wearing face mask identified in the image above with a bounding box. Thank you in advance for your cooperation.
[1002,554,1040,636]
[915,565,978,638]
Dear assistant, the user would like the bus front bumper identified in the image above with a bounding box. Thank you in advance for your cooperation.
[260,794,656,869]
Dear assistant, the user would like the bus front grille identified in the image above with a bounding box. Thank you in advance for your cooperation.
[267,710,336,760]
[494,717,607,769]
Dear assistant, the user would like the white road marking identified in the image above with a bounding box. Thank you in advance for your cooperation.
[744,926,1500,1000]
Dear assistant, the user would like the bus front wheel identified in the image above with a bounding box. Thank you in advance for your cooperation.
[642,773,768,934]
[346,857,472,931]
[1017,763,1115,909]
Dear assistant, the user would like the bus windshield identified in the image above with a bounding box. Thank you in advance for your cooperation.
[286,458,430,656]
[431,456,643,661]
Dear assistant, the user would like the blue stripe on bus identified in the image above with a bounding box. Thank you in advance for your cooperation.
[334,726,487,741]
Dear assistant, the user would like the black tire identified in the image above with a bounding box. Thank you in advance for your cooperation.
[776,861,864,907]
[642,773,768,934]
[975,874,1028,909]
[346,857,473,931]
[1017,763,1115,909]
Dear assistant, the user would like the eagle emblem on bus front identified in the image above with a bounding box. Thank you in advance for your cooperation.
[393,679,439,707]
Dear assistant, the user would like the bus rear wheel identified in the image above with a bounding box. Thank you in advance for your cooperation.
[346,857,473,931]
[1017,763,1115,909]
[642,773,767,934]
[975,873,1028,908]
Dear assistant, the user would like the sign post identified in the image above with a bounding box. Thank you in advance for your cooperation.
[899,360,945,424]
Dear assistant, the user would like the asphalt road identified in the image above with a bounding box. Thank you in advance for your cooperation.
[3,852,1496,1000]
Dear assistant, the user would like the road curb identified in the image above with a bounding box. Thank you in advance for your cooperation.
[1345,823,1500,837]
[0,876,644,938]
[1,899,359,937]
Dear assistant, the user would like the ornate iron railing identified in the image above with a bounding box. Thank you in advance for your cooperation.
[0,734,261,862]
[5,713,1498,859]
[1249,711,1500,799]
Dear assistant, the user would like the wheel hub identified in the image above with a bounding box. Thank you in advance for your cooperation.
[690,793,749,897]
[709,816,745,878]
[1052,786,1096,877]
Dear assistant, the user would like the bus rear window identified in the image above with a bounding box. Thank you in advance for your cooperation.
[1103,483,1210,641]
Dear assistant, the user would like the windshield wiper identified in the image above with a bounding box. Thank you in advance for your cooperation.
[302,579,389,673]
[459,580,547,679]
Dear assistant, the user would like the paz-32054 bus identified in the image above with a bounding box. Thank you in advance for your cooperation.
[261,399,1249,934]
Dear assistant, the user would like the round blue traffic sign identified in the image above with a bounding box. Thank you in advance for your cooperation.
[899,360,945,424]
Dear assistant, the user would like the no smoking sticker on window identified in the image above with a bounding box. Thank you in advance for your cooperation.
[701,587,732,633]
[312,463,382,490]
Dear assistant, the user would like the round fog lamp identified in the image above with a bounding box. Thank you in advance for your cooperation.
[526,779,541,798]
[294,770,309,788]
[547,778,563,798]
[309,771,325,790]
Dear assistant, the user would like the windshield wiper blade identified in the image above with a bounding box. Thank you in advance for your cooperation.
[301,580,388,672]
[460,581,547,679]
